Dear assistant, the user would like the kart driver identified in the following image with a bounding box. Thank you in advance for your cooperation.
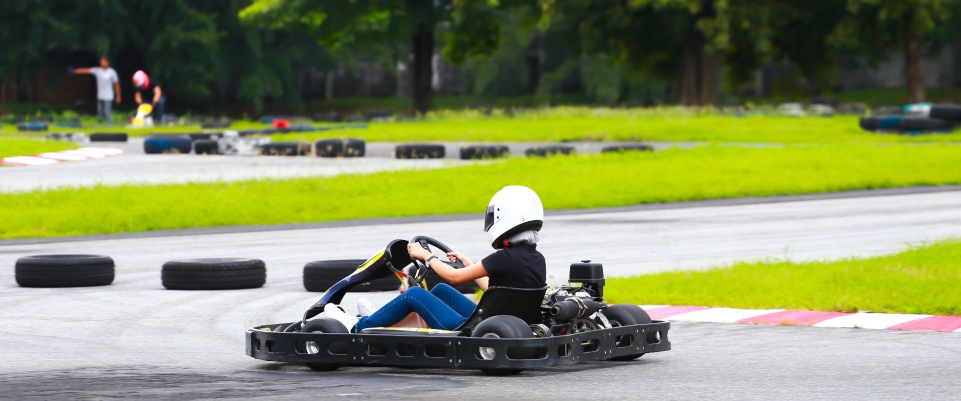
[323,185,548,332]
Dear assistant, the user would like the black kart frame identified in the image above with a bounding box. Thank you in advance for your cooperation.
[247,321,671,370]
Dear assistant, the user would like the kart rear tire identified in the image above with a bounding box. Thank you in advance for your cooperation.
[472,315,536,376]
[602,304,652,361]
[15,254,115,288]
[314,138,366,157]
[303,260,398,292]
[459,145,509,160]
[161,258,266,290]
[395,144,445,159]
[255,142,311,156]
[525,145,574,157]
[301,318,349,372]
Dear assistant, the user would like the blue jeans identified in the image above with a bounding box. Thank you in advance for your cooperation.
[97,100,112,123]
[354,284,476,332]
[152,97,166,124]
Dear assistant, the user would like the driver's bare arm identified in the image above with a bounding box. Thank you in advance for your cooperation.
[474,276,489,291]
[431,259,488,284]
[73,68,92,74]
[134,91,143,104]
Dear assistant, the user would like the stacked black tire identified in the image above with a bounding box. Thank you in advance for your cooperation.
[303,260,398,292]
[162,258,266,290]
[90,133,128,142]
[302,259,476,293]
[396,144,445,159]
[315,139,365,157]
[15,255,115,288]
[460,145,509,160]
[859,104,961,134]
[144,135,192,154]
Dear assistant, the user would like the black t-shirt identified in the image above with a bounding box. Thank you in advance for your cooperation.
[481,243,547,288]
[138,82,162,103]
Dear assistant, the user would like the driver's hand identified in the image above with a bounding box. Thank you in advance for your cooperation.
[446,251,471,266]
[407,244,431,261]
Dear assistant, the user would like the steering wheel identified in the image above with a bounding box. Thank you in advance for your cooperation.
[409,236,465,283]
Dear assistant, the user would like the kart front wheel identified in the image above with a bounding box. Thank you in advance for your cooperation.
[300,318,349,372]
[472,315,535,376]
[602,304,652,361]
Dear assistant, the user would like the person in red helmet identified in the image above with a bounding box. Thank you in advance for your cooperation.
[132,70,166,124]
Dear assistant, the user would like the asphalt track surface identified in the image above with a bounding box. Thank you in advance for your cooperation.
[2,188,960,400]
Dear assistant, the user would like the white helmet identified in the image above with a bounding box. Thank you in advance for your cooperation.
[484,186,544,249]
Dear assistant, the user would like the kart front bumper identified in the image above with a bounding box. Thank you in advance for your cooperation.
[246,321,671,370]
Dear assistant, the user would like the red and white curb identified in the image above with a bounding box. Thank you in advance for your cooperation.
[641,305,961,333]
[1,147,123,166]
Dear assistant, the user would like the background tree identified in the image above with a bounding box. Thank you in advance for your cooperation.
[835,0,954,103]
[241,0,513,114]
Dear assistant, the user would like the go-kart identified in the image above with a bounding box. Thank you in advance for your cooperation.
[246,236,671,375]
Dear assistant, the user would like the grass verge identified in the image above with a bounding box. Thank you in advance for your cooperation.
[15,107,960,144]
[0,138,79,159]
[272,112,961,144]
[2,144,960,239]
[607,239,961,316]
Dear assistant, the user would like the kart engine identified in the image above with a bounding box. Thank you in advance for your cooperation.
[545,260,607,323]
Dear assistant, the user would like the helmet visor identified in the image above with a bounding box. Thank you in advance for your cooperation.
[484,204,495,232]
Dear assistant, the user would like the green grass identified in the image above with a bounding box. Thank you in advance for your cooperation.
[2,144,960,239]
[0,138,78,159]
[6,106,960,144]
[607,239,961,316]
[272,109,961,144]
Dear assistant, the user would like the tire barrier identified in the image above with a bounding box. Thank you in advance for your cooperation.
[525,145,575,157]
[367,109,394,120]
[303,260,398,292]
[313,112,344,123]
[601,144,653,153]
[255,141,311,156]
[15,255,115,288]
[315,138,366,157]
[17,123,48,132]
[193,139,220,155]
[899,117,957,132]
[144,135,192,154]
[859,116,957,133]
[161,258,266,290]
[89,133,128,142]
[395,144,445,159]
[46,133,86,142]
[459,145,509,160]
[200,120,232,129]
[929,104,961,122]
[188,133,221,141]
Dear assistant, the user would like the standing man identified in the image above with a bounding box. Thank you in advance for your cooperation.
[132,70,165,124]
[70,56,121,124]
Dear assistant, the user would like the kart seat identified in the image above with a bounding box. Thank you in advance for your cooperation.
[456,286,547,332]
